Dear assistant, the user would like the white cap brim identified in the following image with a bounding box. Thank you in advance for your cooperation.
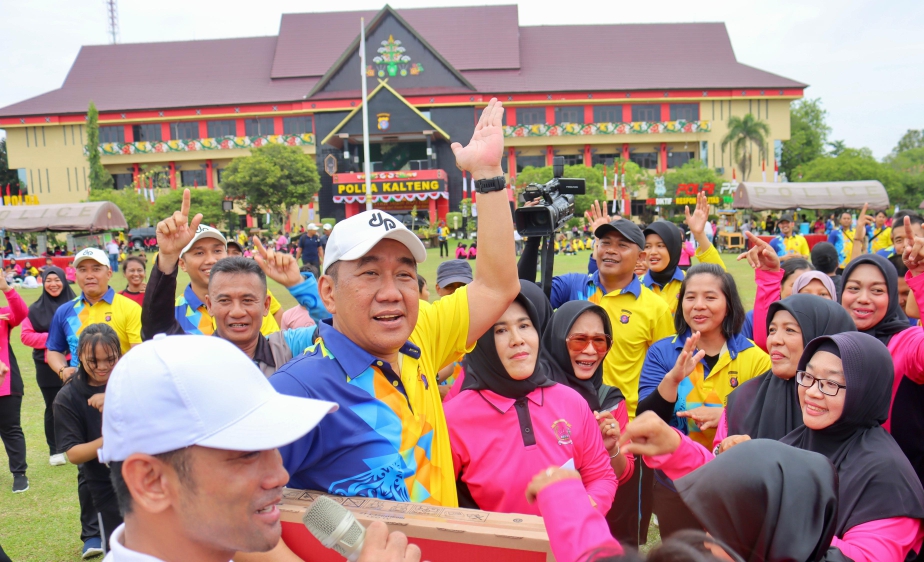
[181,231,227,257]
[197,393,338,452]
[325,228,427,275]
[73,255,111,268]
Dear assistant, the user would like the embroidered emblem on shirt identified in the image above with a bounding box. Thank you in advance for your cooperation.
[730,377,738,388]
[551,419,573,446]
[619,309,632,324]
[105,313,112,322]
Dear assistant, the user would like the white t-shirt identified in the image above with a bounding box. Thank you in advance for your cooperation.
[105,523,231,562]
[106,241,120,255]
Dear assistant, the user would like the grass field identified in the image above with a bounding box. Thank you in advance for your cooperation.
[0,247,754,561]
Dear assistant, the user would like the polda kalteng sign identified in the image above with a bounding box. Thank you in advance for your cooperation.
[333,169,446,195]
[733,181,889,210]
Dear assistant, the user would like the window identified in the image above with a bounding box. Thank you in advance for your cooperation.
[591,153,619,167]
[560,154,584,166]
[170,122,199,140]
[245,118,275,136]
[629,152,658,170]
[207,120,236,138]
[516,155,546,172]
[99,126,124,144]
[112,173,134,190]
[669,104,699,121]
[554,107,585,124]
[516,108,546,126]
[180,170,208,187]
[593,106,623,123]
[133,124,162,142]
[667,151,695,168]
[283,116,312,135]
[631,105,660,122]
[630,200,647,216]
[216,168,229,185]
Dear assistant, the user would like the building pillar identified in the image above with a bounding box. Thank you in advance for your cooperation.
[206,159,214,189]
[622,143,629,162]
[436,195,449,222]
[161,123,171,141]
[584,106,594,124]
[236,119,246,137]
[274,116,284,137]
[198,121,208,139]
[545,106,555,125]
[660,103,670,122]
[583,144,592,167]
[546,146,554,167]
[246,214,254,228]
[622,105,632,123]
[132,163,140,188]
[428,197,437,224]
[660,142,668,173]
[345,201,361,218]
[169,161,177,189]
[505,107,516,126]
[507,147,516,184]
[124,125,134,143]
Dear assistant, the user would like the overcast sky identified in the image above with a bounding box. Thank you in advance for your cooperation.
[2,0,922,158]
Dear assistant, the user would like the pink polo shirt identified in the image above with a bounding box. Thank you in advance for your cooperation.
[445,383,617,516]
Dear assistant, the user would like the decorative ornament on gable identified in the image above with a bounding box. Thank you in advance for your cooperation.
[368,35,424,78]
[377,113,390,131]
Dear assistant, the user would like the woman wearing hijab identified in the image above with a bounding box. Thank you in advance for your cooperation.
[19,266,76,466]
[526,439,845,562]
[443,288,617,516]
[840,252,924,486]
[543,301,632,484]
[790,270,838,300]
[641,213,725,315]
[635,263,770,537]
[712,295,856,450]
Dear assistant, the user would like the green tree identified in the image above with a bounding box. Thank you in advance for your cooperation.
[664,159,723,194]
[780,98,830,179]
[85,102,114,191]
[722,113,770,181]
[892,129,924,156]
[221,144,320,216]
[794,148,908,207]
[153,188,229,229]
[885,146,924,207]
[827,140,847,157]
[0,139,21,192]
[88,188,152,229]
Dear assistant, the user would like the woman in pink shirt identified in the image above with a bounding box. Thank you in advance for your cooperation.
[444,290,617,516]
[0,275,29,492]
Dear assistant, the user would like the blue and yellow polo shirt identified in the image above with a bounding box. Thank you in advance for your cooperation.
[828,228,855,269]
[769,233,810,259]
[551,272,674,418]
[871,226,892,254]
[270,286,474,507]
[175,283,282,336]
[638,330,771,448]
[47,287,142,366]
[641,244,726,314]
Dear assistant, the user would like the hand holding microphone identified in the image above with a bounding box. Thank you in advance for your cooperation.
[304,496,422,562]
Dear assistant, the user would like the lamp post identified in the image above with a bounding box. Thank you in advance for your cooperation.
[222,199,234,212]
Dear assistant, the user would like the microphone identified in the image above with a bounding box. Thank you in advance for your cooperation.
[303,496,366,561]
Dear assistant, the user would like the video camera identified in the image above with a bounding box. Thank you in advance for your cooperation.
[514,157,586,237]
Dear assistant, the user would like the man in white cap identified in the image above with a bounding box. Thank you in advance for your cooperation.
[296,223,322,276]
[319,222,333,253]
[245,98,510,549]
[47,247,141,381]
[96,334,346,561]
[143,189,284,337]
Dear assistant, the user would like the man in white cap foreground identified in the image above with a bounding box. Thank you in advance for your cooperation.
[47,247,141,380]
[238,98,519,561]
[100,335,418,562]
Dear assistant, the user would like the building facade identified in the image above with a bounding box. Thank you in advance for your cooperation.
[0,5,805,223]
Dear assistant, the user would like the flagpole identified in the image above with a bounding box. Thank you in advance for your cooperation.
[360,18,373,211]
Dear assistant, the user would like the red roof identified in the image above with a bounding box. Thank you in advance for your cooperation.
[0,7,805,119]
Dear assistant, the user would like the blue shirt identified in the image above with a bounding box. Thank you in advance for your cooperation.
[298,234,321,263]
[740,310,755,340]
[641,266,685,291]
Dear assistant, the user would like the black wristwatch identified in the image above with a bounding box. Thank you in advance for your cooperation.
[474,176,507,194]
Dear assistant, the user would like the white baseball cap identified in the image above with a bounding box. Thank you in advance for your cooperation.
[322,223,332,231]
[98,335,338,463]
[321,209,427,275]
[73,247,111,268]
[307,223,320,231]
[181,225,227,257]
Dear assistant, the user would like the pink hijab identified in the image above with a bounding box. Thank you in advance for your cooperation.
[791,270,837,300]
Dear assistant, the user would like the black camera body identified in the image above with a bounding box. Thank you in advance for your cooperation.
[514,157,586,237]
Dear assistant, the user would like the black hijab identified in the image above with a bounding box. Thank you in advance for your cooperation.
[643,220,682,288]
[518,280,552,334]
[726,295,856,440]
[461,284,555,399]
[27,266,76,333]
[676,439,842,562]
[839,254,909,346]
[781,332,924,534]
[542,301,624,412]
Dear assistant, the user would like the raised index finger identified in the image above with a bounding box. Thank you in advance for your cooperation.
[252,236,268,258]
[180,188,191,218]
[905,215,914,243]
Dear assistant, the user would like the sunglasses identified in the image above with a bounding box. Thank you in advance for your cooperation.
[566,333,613,355]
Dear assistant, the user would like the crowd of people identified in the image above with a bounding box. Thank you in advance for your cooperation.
[1,98,923,562]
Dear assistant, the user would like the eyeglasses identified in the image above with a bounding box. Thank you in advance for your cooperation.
[795,371,846,397]
[566,333,613,355]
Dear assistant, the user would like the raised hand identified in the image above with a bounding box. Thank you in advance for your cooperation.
[585,200,615,234]
[666,331,705,386]
[253,236,303,288]
[0,274,9,292]
[594,410,621,456]
[617,411,682,458]
[902,215,924,276]
[684,192,710,237]
[854,203,871,242]
[738,231,780,272]
[155,188,203,266]
[451,98,505,181]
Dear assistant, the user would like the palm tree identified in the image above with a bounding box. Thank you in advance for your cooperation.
[721,114,770,181]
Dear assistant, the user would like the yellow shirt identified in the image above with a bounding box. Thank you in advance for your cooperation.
[644,244,727,315]
[261,291,282,335]
[584,277,674,418]
[47,287,142,362]
[871,227,892,254]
